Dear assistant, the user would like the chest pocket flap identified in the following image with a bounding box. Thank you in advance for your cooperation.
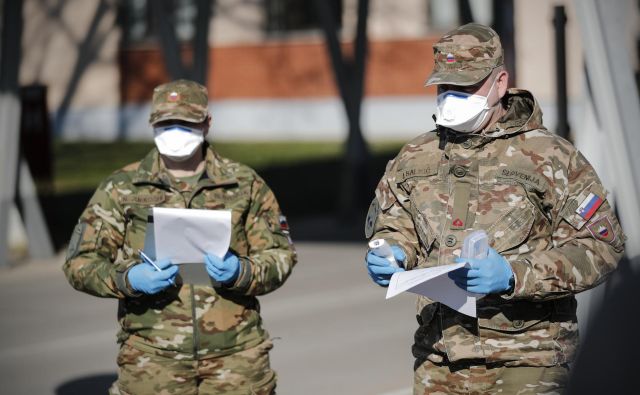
[486,199,536,253]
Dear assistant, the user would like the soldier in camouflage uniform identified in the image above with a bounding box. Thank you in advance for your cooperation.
[365,24,625,394]
[63,79,297,394]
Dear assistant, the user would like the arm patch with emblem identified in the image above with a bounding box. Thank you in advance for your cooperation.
[66,222,87,261]
[560,183,607,230]
[365,198,380,239]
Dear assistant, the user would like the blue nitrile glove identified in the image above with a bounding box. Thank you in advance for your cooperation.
[205,251,241,285]
[366,245,406,287]
[127,259,178,295]
[448,247,514,294]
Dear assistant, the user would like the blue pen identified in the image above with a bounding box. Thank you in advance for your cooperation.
[138,249,174,285]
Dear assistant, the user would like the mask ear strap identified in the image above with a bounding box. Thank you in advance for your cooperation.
[484,74,501,108]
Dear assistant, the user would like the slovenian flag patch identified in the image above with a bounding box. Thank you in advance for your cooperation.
[576,192,603,220]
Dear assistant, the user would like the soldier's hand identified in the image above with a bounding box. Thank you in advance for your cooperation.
[449,248,514,294]
[205,251,240,285]
[127,259,178,294]
[366,245,405,287]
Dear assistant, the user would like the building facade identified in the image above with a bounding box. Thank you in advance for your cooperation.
[20,0,639,141]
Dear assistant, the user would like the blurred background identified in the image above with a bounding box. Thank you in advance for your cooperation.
[0,0,639,394]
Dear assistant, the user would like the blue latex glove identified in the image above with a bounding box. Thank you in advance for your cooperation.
[366,245,406,287]
[205,251,241,285]
[127,259,178,295]
[448,248,514,294]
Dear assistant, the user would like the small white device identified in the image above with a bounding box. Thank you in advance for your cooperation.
[368,239,400,268]
[461,230,489,259]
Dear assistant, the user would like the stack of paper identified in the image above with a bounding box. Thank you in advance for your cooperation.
[386,263,483,317]
[144,207,232,264]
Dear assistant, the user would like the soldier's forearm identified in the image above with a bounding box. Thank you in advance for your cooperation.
[502,241,620,300]
[236,249,296,296]
[63,254,133,299]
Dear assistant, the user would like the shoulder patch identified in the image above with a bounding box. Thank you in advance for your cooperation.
[66,222,86,261]
[365,198,381,238]
[278,215,290,233]
[587,216,616,244]
[575,192,603,221]
[561,183,607,230]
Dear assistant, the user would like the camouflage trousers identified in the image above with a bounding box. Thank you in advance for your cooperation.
[414,360,569,395]
[109,339,276,395]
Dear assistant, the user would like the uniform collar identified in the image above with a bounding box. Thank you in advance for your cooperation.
[435,88,545,150]
[132,142,237,188]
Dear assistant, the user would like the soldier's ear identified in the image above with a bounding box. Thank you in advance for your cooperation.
[496,70,509,99]
[203,115,211,137]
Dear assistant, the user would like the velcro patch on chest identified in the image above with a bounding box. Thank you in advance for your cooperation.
[215,189,250,202]
[395,165,439,183]
[119,194,165,206]
[496,167,548,193]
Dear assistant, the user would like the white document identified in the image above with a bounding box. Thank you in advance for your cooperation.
[386,263,482,317]
[151,207,232,264]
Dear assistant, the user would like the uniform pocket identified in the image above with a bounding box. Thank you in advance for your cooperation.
[483,199,536,253]
[478,302,555,363]
[398,160,443,255]
[409,197,438,255]
[122,207,149,258]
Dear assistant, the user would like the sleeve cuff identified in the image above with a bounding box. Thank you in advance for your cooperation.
[114,261,143,298]
[500,259,532,300]
[226,257,253,293]
[391,241,417,269]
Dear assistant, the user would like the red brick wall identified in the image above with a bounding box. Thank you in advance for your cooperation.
[120,38,439,103]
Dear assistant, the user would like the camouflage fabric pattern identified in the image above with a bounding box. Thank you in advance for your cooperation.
[414,360,568,395]
[425,23,504,87]
[367,89,625,368]
[149,79,209,125]
[63,143,297,362]
[109,339,276,395]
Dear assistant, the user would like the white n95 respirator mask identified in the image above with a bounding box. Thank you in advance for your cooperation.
[435,77,498,133]
[153,124,205,162]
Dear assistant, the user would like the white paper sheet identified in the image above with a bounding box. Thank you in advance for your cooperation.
[152,207,232,264]
[386,263,482,317]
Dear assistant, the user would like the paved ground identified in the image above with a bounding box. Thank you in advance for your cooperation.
[0,243,417,395]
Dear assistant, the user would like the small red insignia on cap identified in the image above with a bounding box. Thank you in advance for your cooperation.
[446,53,456,63]
[168,91,180,102]
[453,218,464,227]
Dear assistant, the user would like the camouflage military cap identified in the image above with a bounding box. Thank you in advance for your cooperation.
[149,79,209,125]
[425,23,504,87]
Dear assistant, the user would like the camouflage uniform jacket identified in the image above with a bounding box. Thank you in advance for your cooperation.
[63,144,297,360]
[367,89,625,367]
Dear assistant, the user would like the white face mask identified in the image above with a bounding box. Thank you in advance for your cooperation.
[435,77,498,133]
[153,124,205,162]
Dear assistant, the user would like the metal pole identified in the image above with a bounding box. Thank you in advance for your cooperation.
[553,6,570,141]
[0,0,24,266]
[16,161,54,259]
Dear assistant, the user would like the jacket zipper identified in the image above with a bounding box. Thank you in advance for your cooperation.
[175,187,199,361]
[190,284,199,359]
